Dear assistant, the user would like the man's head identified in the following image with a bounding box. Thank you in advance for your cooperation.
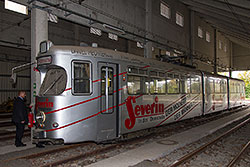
[18,91,26,99]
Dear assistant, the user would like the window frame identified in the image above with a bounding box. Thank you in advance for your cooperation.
[160,2,171,19]
[206,31,211,42]
[101,67,114,95]
[127,75,142,95]
[198,26,203,38]
[176,12,184,27]
[72,60,92,95]
[149,77,166,95]
[39,66,67,96]
[190,76,201,94]
[214,80,221,93]
[167,75,180,94]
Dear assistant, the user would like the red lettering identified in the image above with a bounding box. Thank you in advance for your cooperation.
[135,105,141,116]
[146,104,151,114]
[155,103,158,113]
[140,105,145,115]
[125,96,136,129]
[159,104,164,113]
[36,99,54,109]
[125,96,164,129]
[151,103,155,114]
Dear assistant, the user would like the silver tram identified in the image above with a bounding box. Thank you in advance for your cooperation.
[33,41,246,144]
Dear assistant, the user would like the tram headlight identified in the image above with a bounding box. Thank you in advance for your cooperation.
[36,111,46,126]
[52,122,59,128]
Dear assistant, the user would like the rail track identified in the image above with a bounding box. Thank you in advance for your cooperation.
[227,140,250,167]
[0,129,30,141]
[2,106,248,167]
[0,121,13,127]
[0,113,12,119]
[169,117,250,167]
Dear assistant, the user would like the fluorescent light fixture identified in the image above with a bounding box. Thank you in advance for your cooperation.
[4,0,28,15]
[103,24,125,34]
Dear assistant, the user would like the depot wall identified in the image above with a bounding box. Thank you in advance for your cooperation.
[0,0,247,104]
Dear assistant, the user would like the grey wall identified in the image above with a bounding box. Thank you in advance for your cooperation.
[0,0,248,104]
[0,46,30,104]
[191,13,231,72]
[232,43,250,70]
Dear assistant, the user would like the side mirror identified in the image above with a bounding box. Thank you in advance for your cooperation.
[10,72,17,85]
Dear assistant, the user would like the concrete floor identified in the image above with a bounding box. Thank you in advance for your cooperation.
[87,109,250,167]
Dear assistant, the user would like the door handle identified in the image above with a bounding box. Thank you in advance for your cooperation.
[105,67,109,111]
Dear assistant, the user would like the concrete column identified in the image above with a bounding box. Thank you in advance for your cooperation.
[229,41,233,77]
[214,28,217,74]
[31,3,48,107]
[188,10,195,65]
[144,0,152,58]
[74,24,80,45]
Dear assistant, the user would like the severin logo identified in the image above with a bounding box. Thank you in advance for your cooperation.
[125,96,164,129]
[36,98,54,109]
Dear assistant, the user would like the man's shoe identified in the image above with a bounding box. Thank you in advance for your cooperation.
[36,143,45,148]
[20,143,27,146]
[16,144,25,147]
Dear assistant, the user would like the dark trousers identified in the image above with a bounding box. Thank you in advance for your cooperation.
[15,123,25,145]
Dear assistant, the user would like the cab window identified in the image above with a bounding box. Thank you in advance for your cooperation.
[73,62,91,94]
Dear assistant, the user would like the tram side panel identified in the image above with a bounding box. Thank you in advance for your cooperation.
[120,67,203,135]
[203,75,228,115]
[34,55,100,143]
[229,79,244,108]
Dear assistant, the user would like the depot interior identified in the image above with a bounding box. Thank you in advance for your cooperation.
[0,0,250,106]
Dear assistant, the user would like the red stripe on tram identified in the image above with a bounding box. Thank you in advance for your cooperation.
[45,94,144,132]
[45,95,102,115]
[64,88,72,91]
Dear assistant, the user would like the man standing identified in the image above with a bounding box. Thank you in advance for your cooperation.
[12,91,28,147]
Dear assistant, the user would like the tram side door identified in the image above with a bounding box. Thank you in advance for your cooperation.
[97,62,118,141]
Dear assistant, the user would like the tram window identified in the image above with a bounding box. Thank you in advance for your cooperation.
[73,62,91,94]
[142,77,150,94]
[183,78,191,93]
[215,81,221,93]
[242,84,245,93]
[167,78,179,94]
[232,83,236,93]
[150,78,166,94]
[209,79,214,94]
[180,79,185,93]
[221,81,227,93]
[191,77,200,94]
[127,75,141,95]
[39,67,67,96]
[237,83,240,93]
[101,67,114,95]
[229,82,233,93]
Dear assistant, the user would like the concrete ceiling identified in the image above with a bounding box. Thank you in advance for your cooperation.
[179,0,250,48]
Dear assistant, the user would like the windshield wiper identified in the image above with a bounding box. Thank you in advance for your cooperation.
[42,74,63,95]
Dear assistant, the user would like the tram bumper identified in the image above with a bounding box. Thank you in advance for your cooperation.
[32,129,64,145]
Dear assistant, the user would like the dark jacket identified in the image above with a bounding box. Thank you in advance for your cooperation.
[12,97,28,124]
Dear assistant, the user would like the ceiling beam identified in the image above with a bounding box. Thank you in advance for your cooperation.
[180,0,250,26]
[205,19,250,43]
[214,0,250,11]
[197,12,250,36]
[181,0,250,19]
[191,7,250,30]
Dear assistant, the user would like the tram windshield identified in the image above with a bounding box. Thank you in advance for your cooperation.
[39,67,67,96]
